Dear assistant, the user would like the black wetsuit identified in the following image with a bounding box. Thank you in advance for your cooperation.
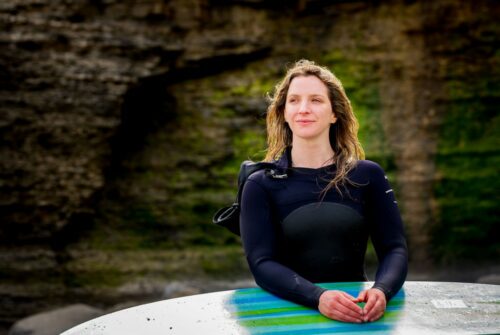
[240,150,408,309]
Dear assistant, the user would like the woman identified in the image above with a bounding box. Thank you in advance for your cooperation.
[240,60,408,323]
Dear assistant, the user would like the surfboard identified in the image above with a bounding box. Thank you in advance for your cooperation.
[61,281,500,334]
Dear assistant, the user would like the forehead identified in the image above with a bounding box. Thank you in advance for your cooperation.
[287,75,328,96]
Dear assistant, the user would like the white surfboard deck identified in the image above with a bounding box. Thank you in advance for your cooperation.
[61,281,500,335]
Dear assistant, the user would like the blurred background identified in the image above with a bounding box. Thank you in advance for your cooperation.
[0,0,499,333]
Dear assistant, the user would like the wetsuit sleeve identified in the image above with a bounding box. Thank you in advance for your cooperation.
[240,178,326,309]
[365,162,408,300]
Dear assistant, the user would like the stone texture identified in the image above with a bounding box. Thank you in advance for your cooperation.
[0,0,499,333]
[8,304,103,335]
[0,0,273,245]
[476,274,500,285]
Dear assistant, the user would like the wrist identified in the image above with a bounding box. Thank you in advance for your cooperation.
[370,286,388,301]
[316,288,328,308]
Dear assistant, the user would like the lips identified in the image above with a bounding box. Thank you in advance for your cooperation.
[296,120,314,124]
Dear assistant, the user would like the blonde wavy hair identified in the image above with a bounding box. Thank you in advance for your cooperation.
[264,59,365,193]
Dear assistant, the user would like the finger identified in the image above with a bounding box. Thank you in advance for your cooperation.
[338,294,363,311]
[319,299,362,323]
[355,290,367,303]
[339,291,357,301]
[364,299,385,322]
[320,290,365,323]
[329,309,363,323]
[339,292,363,310]
[335,292,362,313]
[366,307,384,322]
[363,294,377,314]
[370,311,384,322]
[335,295,364,319]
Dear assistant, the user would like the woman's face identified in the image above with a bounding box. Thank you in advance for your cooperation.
[284,75,337,143]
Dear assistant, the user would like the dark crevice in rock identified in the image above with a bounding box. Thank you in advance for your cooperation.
[108,47,271,172]
[177,47,272,80]
[50,209,97,254]
[111,77,178,168]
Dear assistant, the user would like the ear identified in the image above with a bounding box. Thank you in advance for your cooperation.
[331,113,337,124]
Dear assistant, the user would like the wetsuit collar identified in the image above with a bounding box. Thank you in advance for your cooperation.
[274,147,292,170]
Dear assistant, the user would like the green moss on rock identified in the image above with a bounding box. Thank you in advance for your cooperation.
[322,51,393,171]
[432,74,500,260]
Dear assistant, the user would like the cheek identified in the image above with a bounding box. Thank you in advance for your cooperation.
[284,108,292,123]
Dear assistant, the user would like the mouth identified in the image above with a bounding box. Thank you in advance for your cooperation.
[296,120,314,124]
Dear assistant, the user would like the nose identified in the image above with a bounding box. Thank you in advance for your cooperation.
[299,101,310,114]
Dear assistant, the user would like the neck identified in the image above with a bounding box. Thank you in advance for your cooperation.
[290,141,334,169]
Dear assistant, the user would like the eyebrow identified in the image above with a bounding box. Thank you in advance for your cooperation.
[287,93,327,98]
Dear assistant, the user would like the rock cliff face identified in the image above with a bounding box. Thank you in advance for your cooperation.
[1,0,498,331]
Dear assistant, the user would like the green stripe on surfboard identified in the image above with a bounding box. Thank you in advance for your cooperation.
[227,282,405,334]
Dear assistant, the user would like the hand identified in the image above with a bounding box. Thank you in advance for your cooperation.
[318,290,364,323]
[356,288,386,322]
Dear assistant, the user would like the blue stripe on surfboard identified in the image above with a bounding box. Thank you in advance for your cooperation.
[229,292,404,310]
[240,316,399,335]
[242,324,397,335]
[236,310,401,325]
[226,299,304,312]
[231,295,293,305]
[236,309,318,320]
[234,282,366,296]
[241,314,401,335]
[227,282,405,334]
[234,307,402,322]
[230,299,403,315]
[231,282,368,304]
